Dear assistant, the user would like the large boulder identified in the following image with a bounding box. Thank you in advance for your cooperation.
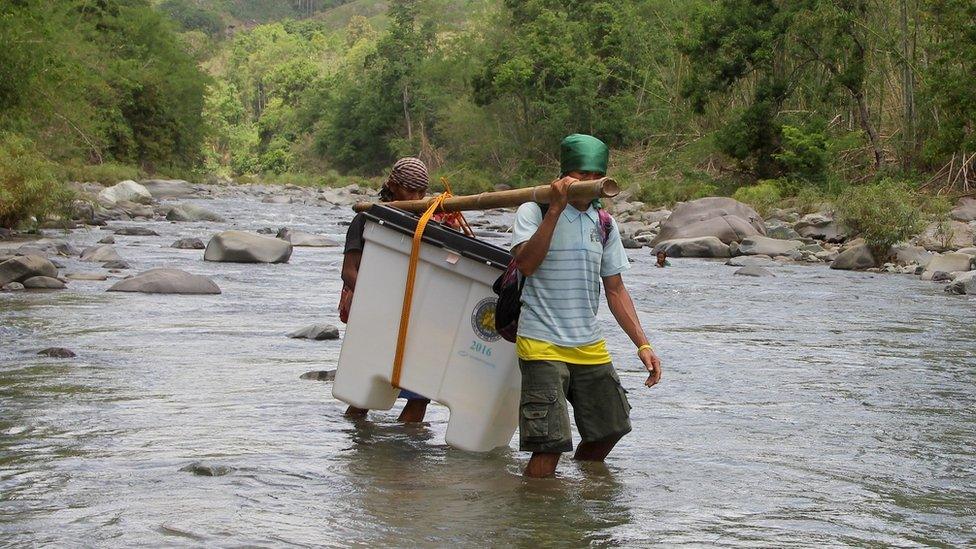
[915,221,975,252]
[737,235,803,257]
[950,197,976,222]
[140,179,193,199]
[794,213,848,242]
[80,245,123,263]
[0,255,58,285]
[652,237,730,258]
[830,243,877,271]
[107,268,221,295]
[276,228,339,247]
[945,271,976,295]
[650,197,765,246]
[890,245,933,267]
[166,203,225,223]
[765,221,803,241]
[204,231,293,263]
[97,180,152,208]
[22,276,66,289]
[921,253,975,281]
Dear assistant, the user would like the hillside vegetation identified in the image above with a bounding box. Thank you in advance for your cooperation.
[2,0,974,231]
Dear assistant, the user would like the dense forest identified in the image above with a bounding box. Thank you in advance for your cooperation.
[2,0,975,230]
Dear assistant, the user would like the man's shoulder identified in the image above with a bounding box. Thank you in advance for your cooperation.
[515,202,544,219]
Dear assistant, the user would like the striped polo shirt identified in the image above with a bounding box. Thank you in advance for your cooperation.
[511,202,630,347]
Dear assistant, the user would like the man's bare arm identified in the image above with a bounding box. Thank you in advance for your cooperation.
[604,274,662,387]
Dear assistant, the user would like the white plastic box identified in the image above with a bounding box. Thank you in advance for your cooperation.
[333,205,519,452]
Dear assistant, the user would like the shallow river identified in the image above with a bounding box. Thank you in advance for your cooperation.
[1,194,975,547]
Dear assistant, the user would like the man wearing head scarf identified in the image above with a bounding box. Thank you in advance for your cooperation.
[340,157,434,422]
[510,134,662,478]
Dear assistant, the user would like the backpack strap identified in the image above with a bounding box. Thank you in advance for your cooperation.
[596,207,614,247]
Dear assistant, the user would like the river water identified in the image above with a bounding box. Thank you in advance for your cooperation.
[1,192,974,547]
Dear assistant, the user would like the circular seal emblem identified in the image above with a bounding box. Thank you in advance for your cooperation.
[471,297,501,342]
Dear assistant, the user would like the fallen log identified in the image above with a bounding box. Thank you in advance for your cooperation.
[352,177,620,214]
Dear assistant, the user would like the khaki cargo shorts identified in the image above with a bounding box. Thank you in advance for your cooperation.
[518,359,632,453]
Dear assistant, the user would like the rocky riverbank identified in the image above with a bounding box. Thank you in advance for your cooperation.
[2,178,976,297]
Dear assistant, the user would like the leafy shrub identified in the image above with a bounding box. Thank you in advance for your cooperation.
[836,179,927,256]
[637,176,717,207]
[0,133,74,229]
[774,124,827,184]
[732,181,782,216]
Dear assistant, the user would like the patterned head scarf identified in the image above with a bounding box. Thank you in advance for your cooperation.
[560,134,609,177]
[380,157,429,202]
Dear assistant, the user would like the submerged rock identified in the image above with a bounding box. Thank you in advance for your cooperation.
[172,237,206,249]
[98,235,116,244]
[179,462,234,477]
[107,268,220,295]
[726,255,774,267]
[113,226,159,236]
[22,276,66,289]
[0,255,58,285]
[289,324,340,340]
[102,260,131,270]
[1,282,25,291]
[300,370,337,381]
[734,266,775,277]
[38,347,76,358]
[204,231,292,263]
[66,273,109,281]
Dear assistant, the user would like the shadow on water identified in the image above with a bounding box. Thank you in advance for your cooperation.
[330,418,632,546]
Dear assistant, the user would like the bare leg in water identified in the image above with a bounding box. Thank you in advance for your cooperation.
[573,434,623,462]
[524,434,623,478]
[524,453,561,478]
[397,399,429,422]
[344,405,368,418]
[345,401,428,422]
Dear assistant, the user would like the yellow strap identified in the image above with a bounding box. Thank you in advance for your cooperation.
[391,192,451,388]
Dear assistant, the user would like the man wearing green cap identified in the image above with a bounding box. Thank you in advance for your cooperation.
[511,133,662,478]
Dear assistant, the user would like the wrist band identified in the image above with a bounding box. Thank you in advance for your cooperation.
[637,344,653,355]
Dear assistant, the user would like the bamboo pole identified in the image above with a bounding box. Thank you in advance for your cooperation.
[352,177,620,214]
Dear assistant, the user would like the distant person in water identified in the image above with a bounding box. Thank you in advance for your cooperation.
[656,250,670,268]
[511,134,662,478]
[339,157,438,422]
